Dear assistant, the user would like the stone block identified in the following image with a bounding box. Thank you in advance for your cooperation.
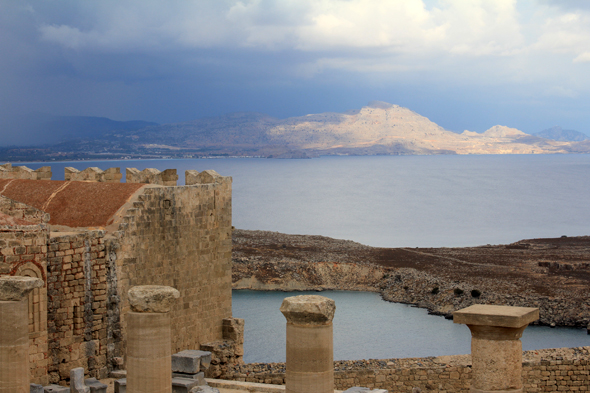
[85,378,107,393]
[70,367,90,393]
[114,379,126,393]
[44,385,70,393]
[0,275,44,301]
[30,383,44,393]
[343,389,388,393]
[280,294,336,325]
[128,285,180,313]
[172,372,205,386]
[172,350,212,373]
[189,387,220,393]
[453,304,539,328]
[172,377,199,393]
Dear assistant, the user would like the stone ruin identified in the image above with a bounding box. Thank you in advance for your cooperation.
[0,164,241,386]
[2,275,545,393]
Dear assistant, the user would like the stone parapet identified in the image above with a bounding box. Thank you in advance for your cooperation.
[65,167,122,183]
[126,168,178,186]
[0,163,51,180]
[222,347,590,392]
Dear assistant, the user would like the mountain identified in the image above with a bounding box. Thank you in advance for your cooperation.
[0,114,158,146]
[533,126,589,142]
[2,102,590,160]
[114,101,586,156]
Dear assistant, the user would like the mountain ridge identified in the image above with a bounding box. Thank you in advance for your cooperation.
[2,103,590,160]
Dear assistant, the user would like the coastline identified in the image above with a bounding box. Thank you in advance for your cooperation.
[232,229,590,329]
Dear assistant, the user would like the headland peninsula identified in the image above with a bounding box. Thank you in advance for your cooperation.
[232,229,590,330]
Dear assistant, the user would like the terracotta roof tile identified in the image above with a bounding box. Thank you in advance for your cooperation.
[0,179,146,228]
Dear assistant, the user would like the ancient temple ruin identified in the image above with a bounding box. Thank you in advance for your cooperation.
[0,165,240,385]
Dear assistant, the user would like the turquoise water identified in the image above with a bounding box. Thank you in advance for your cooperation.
[233,290,589,363]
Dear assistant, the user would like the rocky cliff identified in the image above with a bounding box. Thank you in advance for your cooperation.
[232,230,590,329]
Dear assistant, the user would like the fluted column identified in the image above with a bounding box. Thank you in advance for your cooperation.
[280,295,336,393]
[454,304,539,393]
[126,285,180,393]
[0,276,44,393]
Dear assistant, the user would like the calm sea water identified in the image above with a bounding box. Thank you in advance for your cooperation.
[18,155,590,361]
[22,154,590,247]
[233,290,589,363]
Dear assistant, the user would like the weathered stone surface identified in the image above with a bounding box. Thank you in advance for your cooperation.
[0,275,43,301]
[172,350,212,373]
[222,318,244,344]
[44,385,70,393]
[85,378,108,393]
[343,388,388,393]
[280,295,335,325]
[453,304,539,328]
[70,367,90,393]
[114,379,126,393]
[128,285,180,313]
[172,377,199,393]
[30,383,44,393]
[189,387,220,393]
[172,372,205,385]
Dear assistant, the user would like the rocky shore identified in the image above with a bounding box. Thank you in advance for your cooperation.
[232,229,590,329]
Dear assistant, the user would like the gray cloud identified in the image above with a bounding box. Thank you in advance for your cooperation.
[0,0,590,139]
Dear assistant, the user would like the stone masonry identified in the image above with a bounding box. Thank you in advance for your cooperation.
[0,166,240,386]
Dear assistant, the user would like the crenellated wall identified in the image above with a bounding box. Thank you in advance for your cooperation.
[126,167,179,186]
[64,167,122,183]
[0,163,51,180]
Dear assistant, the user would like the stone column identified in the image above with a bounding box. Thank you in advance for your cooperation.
[0,276,44,393]
[126,285,180,393]
[454,304,539,393]
[280,295,336,393]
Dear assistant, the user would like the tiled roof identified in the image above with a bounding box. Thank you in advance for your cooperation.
[0,179,146,228]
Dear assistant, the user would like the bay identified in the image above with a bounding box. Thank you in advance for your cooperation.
[232,290,589,363]
[20,154,590,248]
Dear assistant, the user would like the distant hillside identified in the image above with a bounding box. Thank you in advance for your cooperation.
[0,114,158,146]
[114,101,587,156]
[533,126,589,142]
[2,103,590,160]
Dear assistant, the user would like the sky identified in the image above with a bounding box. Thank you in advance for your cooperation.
[1,0,590,136]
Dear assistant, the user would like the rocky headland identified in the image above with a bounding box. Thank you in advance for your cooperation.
[232,229,590,329]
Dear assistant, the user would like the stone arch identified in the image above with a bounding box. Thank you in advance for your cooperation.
[15,262,46,336]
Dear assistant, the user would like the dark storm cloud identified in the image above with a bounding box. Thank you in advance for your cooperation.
[1,0,590,142]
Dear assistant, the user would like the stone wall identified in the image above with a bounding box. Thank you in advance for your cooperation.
[46,231,108,383]
[0,167,236,385]
[0,163,51,180]
[111,178,234,363]
[0,210,50,384]
[64,167,122,183]
[222,347,590,393]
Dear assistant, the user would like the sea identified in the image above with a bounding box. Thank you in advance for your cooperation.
[23,154,590,248]
[19,154,590,361]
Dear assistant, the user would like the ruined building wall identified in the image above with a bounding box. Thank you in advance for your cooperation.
[0,201,50,385]
[111,178,234,360]
[0,170,235,384]
[46,231,108,383]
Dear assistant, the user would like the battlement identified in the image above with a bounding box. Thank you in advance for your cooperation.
[64,166,122,183]
[2,164,232,186]
[0,163,51,180]
[126,167,179,186]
